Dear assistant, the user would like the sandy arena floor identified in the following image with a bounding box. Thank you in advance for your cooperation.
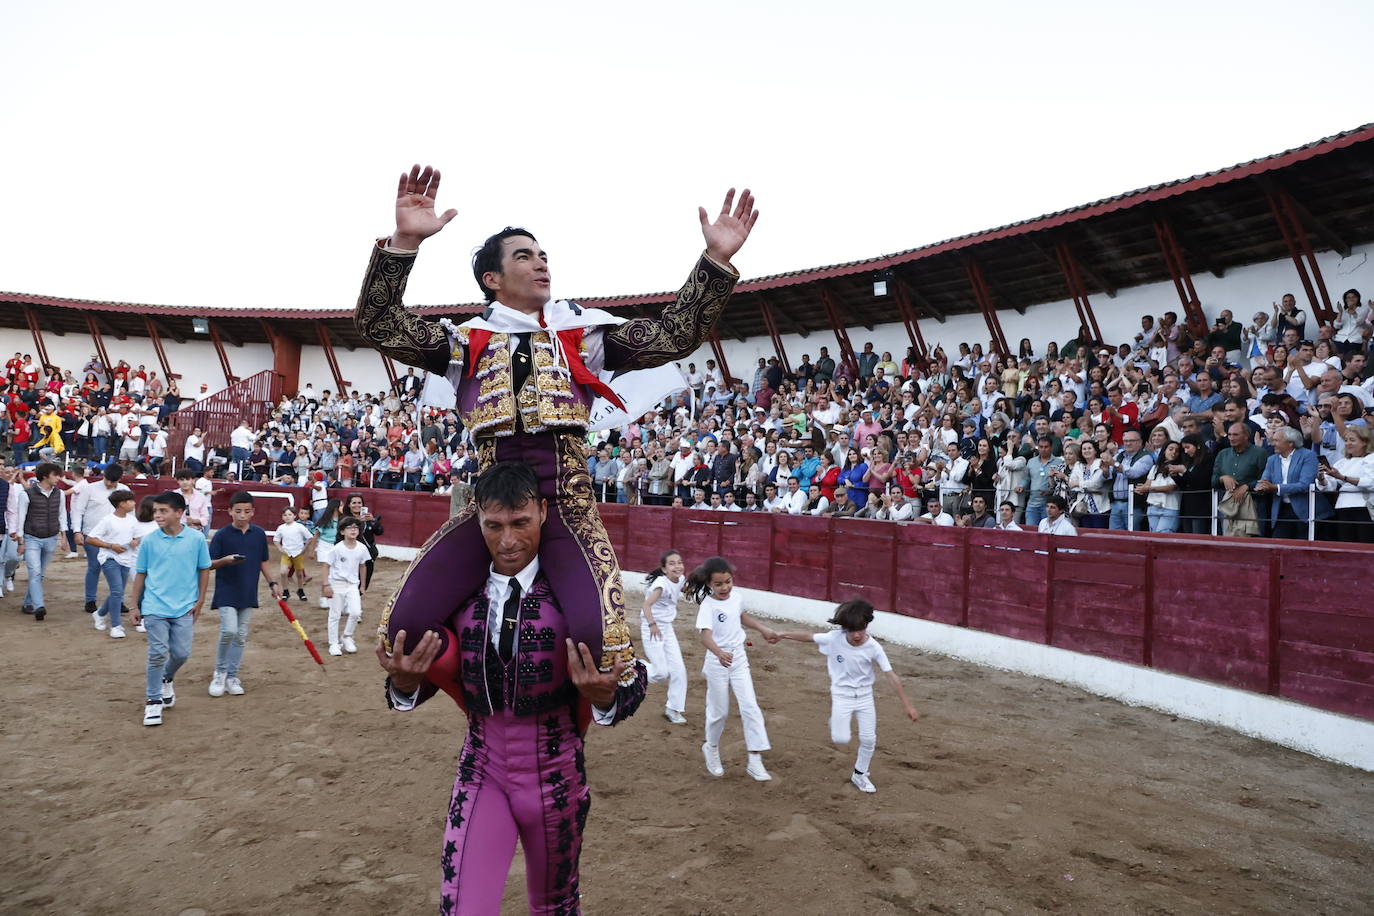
[2,551,1372,916]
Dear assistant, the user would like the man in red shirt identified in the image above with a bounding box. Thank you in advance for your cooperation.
[1104,387,1139,445]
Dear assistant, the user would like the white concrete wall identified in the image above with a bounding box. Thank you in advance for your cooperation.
[7,242,1372,395]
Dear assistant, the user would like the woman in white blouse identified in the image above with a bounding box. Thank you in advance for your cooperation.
[1317,426,1374,543]
[1137,440,1183,532]
[1069,439,1111,528]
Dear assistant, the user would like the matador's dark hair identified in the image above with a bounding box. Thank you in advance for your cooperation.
[472,227,539,303]
[829,599,875,632]
[474,461,540,512]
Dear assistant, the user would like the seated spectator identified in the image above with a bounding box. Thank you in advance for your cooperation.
[914,497,954,526]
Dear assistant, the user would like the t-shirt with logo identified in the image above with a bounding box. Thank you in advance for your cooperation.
[813,629,892,691]
[695,591,746,652]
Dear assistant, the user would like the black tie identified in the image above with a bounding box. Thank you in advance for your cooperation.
[512,333,533,393]
[498,580,522,663]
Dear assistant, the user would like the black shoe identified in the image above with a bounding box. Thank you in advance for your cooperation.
[84,600,98,613]
[22,605,35,616]
[34,607,46,621]
[297,589,306,601]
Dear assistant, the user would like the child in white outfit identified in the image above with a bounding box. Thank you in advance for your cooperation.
[688,556,778,782]
[320,518,369,655]
[642,549,689,724]
[773,599,919,793]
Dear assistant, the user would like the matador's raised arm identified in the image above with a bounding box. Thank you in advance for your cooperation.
[354,243,451,376]
[601,253,739,372]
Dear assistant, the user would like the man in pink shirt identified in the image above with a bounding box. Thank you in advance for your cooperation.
[852,407,885,450]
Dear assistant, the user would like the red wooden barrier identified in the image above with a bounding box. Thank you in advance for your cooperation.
[110,478,1374,722]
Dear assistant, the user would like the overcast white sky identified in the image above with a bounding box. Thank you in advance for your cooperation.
[3,0,1371,311]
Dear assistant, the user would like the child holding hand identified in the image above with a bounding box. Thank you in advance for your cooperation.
[770,599,919,793]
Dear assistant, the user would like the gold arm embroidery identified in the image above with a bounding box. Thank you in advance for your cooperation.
[354,241,451,375]
[603,253,739,371]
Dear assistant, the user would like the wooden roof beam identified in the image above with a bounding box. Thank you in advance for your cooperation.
[894,273,946,324]
[817,281,879,332]
[1254,175,1352,257]
[146,317,186,345]
[975,264,1027,315]
[320,322,356,352]
[1157,206,1225,278]
[752,292,810,338]
[1027,236,1118,299]
[89,314,127,341]
[212,321,243,348]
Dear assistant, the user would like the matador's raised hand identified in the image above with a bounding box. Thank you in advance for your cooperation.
[700,188,759,267]
[392,164,458,250]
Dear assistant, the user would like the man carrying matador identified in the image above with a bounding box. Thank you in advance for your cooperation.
[356,164,758,713]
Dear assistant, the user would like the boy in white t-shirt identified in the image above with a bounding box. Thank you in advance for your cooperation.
[772,599,919,793]
[320,517,369,656]
[273,507,313,601]
[83,489,141,638]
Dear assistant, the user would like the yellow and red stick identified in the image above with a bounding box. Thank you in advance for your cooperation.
[277,598,326,667]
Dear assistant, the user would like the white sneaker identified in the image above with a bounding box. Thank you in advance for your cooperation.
[664,707,687,725]
[110,626,126,639]
[226,677,244,696]
[135,623,147,633]
[746,758,773,782]
[143,702,163,726]
[161,680,176,708]
[319,596,329,609]
[851,771,877,794]
[208,672,227,697]
[341,636,357,654]
[93,612,106,630]
[328,644,343,656]
[702,742,724,777]
[3,578,13,591]
[65,551,78,559]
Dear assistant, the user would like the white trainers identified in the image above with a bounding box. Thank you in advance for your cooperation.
[319,596,330,609]
[328,644,343,656]
[65,551,78,559]
[664,707,687,725]
[208,672,227,697]
[3,578,13,591]
[341,636,358,654]
[92,611,106,631]
[746,758,773,782]
[135,623,147,633]
[226,677,244,696]
[110,626,126,639]
[161,680,176,709]
[143,702,163,726]
[851,771,877,793]
[702,742,724,777]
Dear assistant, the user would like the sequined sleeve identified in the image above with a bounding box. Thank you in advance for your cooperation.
[602,253,739,371]
[354,240,452,376]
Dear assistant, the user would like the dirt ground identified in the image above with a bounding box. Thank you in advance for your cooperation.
[2,551,1372,916]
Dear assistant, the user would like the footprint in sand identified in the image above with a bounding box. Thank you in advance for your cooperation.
[766,813,820,842]
[994,802,1023,820]
[890,867,918,897]
[667,856,711,880]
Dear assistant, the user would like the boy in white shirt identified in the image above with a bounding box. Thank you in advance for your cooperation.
[771,599,919,793]
[273,507,313,601]
[83,489,141,638]
[321,517,369,655]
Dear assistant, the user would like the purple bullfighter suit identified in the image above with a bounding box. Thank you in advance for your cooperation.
[355,239,739,677]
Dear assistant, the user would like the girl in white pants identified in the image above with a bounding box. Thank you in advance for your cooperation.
[773,599,919,794]
[688,556,779,782]
[321,518,369,656]
[642,550,689,724]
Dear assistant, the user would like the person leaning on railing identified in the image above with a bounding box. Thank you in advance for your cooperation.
[1212,421,1268,536]
[1315,425,1374,543]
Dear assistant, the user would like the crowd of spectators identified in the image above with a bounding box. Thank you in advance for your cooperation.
[4,290,1373,543]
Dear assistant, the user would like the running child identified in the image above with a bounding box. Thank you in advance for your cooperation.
[642,549,689,725]
[274,506,313,600]
[310,500,341,609]
[82,488,139,638]
[770,599,919,793]
[320,516,369,656]
[688,556,778,781]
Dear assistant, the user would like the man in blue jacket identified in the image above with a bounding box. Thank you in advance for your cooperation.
[1254,426,1329,540]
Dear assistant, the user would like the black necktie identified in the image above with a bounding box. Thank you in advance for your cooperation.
[512,333,533,393]
[498,580,522,663]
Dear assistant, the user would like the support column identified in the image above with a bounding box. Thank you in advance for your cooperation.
[85,314,112,376]
[707,331,735,387]
[261,320,301,397]
[22,306,51,369]
[207,321,237,386]
[964,261,1011,359]
[1151,217,1208,337]
[143,317,179,382]
[893,279,928,361]
[1265,188,1336,325]
[756,293,792,374]
[817,285,859,376]
[380,352,399,395]
[315,323,351,395]
[1053,242,1104,343]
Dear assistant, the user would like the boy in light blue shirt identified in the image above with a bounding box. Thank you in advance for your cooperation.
[128,491,212,727]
